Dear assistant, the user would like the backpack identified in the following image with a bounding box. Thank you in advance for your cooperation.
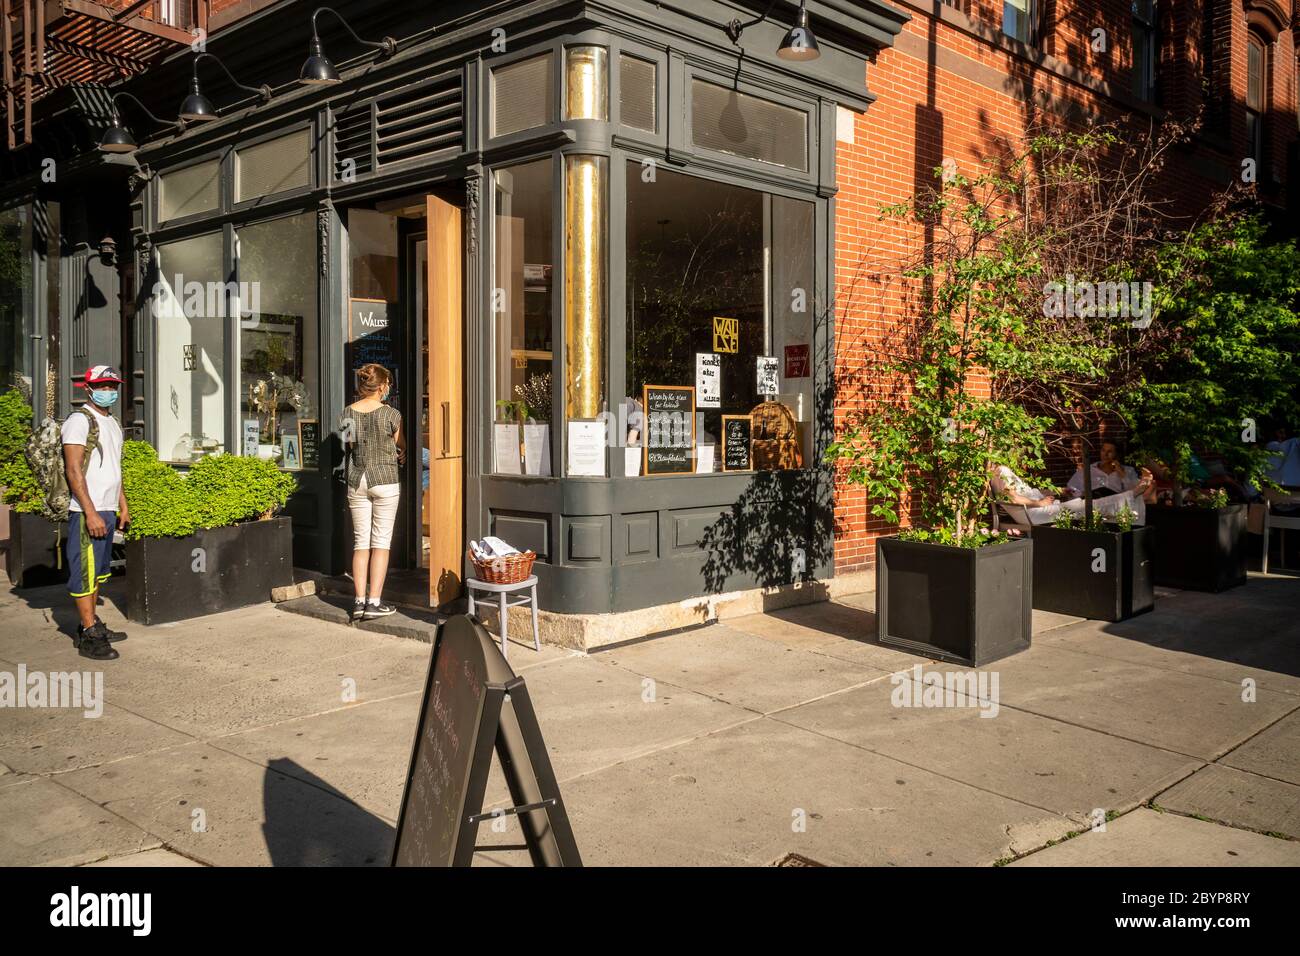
[24,407,101,521]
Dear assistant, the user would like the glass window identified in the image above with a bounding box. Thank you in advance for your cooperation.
[690,79,808,171]
[154,232,227,463]
[1132,0,1157,102]
[347,208,400,404]
[1002,0,1035,44]
[235,129,312,203]
[159,159,220,222]
[236,213,318,470]
[1247,37,1265,162]
[492,53,554,137]
[620,55,657,132]
[625,162,814,476]
[492,158,555,476]
[0,204,33,402]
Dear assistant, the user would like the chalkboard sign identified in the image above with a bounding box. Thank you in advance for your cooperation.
[297,420,320,470]
[349,298,399,402]
[722,415,752,472]
[392,615,582,867]
[642,385,695,476]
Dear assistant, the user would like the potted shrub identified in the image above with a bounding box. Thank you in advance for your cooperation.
[826,165,1075,667]
[0,389,64,588]
[1029,504,1154,621]
[1117,213,1300,592]
[121,441,297,624]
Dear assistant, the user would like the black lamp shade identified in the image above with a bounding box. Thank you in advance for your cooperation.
[299,38,341,85]
[179,75,218,122]
[778,7,821,61]
[99,123,137,154]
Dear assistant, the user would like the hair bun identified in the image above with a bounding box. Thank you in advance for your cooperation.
[356,363,392,396]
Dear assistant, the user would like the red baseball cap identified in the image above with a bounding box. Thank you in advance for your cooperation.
[83,365,124,386]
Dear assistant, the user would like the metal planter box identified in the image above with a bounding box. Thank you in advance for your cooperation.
[5,511,65,589]
[1147,504,1247,592]
[876,535,1032,667]
[1029,524,1154,621]
[126,517,294,625]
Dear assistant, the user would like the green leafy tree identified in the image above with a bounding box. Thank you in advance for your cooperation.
[1115,212,1300,488]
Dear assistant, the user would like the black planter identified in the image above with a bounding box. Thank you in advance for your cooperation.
[126,517,294,625]
[1029,524,1154,621]
[876,536,1032,667]
[6,511,66,589]
[1147,504,1247,592]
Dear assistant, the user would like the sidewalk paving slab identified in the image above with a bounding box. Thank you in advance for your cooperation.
[1033,618,1300,697]
[776,676,1203,820]
[0,777,160,867]
[955,644,1297,760]
[84,847,205,867]
[474,717,1074,866]
[1220,710,1300,784]
[597,622,887,714]
[1156,763,1300,840]
[0,702,193,777]
[1011,807,1300,866]
[56,741,393,866]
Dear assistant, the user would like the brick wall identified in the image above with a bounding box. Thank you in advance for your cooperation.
[831,0,1298,574]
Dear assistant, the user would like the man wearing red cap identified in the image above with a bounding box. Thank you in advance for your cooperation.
[62,365,131,660]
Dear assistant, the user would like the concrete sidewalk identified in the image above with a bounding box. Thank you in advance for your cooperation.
[1,573,1297,866]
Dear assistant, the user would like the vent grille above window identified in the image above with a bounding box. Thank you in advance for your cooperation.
[375,71,463,167]
[332,103,374,181]
[690,79,807,171]
[492,53,554,137]
[620,55,656,132]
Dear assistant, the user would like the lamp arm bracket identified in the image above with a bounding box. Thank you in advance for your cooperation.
[110,92,182,131]
[726,0,781,43]
[311,6,398,56]
[195,52,274,102]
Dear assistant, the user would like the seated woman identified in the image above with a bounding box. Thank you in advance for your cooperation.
[1067,441,1143,498]
[992,462,1152,526]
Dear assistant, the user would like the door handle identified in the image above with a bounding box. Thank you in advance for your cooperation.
[441,401,451,456]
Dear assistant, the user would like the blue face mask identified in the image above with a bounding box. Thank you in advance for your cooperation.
[90,388,119,408]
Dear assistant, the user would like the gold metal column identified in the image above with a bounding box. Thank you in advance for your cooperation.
[564,46,608,121]
[564,154,606,420]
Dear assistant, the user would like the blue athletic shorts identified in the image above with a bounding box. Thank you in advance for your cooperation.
[66,510,117,597]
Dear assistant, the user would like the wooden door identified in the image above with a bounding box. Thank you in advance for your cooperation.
[427,196,464,606]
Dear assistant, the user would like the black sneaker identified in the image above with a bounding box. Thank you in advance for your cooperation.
[350,600,367,624]
[76,623,120,661]
[363,601,397,620]
[94,616,128,643]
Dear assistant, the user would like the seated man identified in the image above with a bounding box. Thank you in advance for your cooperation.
[1067,441,1142,499]
[992,463,1151,526]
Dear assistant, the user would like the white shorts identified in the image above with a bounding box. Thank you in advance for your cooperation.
[348,476,401,550]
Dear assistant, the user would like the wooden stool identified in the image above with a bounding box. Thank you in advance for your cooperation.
[465,574,540,659]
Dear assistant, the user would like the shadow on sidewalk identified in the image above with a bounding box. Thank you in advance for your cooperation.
[263,757,394,867]
[1099,575,1300,679]
[5,576,129,642]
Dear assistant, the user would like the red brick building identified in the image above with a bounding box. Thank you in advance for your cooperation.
[830,0,1298,574]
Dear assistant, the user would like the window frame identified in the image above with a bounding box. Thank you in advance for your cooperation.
[230,121,317,213]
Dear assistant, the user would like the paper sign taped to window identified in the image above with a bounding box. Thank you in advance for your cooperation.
[756,356,779,396]
[713,316,739,354]
[696,353,721,408]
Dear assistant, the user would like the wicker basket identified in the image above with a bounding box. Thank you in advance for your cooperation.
[750,400,804,470]
[468,549,537,584]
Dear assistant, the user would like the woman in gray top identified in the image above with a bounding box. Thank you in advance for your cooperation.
[340,363,406,621]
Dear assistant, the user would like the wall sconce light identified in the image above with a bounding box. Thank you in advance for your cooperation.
[299,6,398,85]
[98,92,182,155]
[725,0,821,62]
[179,52,273,123]
[97,235,118,262]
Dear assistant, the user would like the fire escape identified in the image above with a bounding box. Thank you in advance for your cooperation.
[1,0,207,149]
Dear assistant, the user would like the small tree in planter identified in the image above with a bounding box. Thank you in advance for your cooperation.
[827,164,1074,665]
[122,441,298,623]
[1116,212,1300,591]
[0,389,63,587]
[1030,502,1155,621]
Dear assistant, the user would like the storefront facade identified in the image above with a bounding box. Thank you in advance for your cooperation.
[42,0,902,619]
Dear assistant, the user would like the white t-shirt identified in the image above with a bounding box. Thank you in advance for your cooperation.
[1067,463,1139,496]
[61,409,123,513]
